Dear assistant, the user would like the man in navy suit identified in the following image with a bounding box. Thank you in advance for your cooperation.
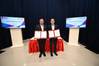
[35,18,47,58]
[48,18,59,56]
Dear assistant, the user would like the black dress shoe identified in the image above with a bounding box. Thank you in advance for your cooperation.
[54,52,58,56]
[51,53,53,56]
[39,53,42,58]
[43,53,46,57]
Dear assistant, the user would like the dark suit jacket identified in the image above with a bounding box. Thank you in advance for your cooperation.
[48,24,59,39]
[35,24,47,31]
[48,24,59,30]
[35,24,48,39]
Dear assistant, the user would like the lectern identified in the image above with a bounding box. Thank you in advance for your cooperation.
[1,16,25,48]
[66,16,87,46]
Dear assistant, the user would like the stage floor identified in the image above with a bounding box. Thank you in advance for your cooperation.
[0,40,99,66]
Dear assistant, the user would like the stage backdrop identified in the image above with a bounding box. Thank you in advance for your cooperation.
[0,0,99,53]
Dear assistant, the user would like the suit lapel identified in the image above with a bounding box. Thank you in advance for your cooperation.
[50,24,57,30]
[39,24,45,31]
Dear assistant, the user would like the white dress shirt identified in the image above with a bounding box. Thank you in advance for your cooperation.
[40,25,44,31]
[51,25,55,30]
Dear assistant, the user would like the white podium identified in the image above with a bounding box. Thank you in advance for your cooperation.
[10,29,23,48]
[67,28,79,46]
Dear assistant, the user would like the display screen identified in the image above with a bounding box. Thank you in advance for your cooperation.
[1,16,25,28]
[66,16,87,28]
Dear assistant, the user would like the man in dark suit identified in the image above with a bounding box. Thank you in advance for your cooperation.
[48,18,59,56]
[35,18,47,58]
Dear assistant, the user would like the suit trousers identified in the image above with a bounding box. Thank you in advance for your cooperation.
[38,39,46,55]
[50,38,57,53]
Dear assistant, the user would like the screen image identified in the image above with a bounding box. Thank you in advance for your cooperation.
[66,16,87,28]
[1,16,25,28]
